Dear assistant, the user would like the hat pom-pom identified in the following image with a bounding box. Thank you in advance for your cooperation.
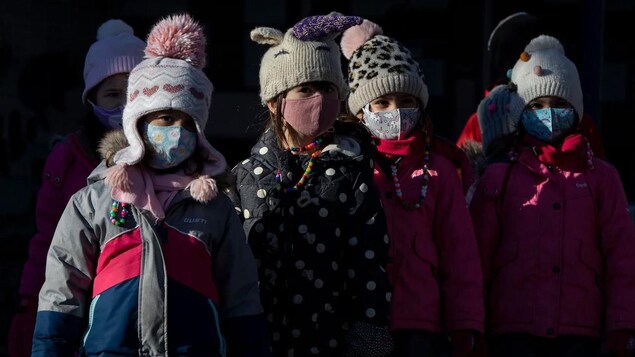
[97,19,135,40]
[145,13,207,69]
[524,35,565,55]
[104,164,132,192]
[187,175,218,203]
[341,19,383,59]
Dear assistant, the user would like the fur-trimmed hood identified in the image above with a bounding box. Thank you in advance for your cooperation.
[98,129,129,167]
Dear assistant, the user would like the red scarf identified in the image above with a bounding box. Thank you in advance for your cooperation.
[376,129,426,158]
[522,133,591,172]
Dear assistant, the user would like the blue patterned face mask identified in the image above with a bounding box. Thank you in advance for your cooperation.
[143,122,197,169]
[521,108,575,142]
[361,106,420,140]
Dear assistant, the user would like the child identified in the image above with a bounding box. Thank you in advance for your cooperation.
[8,19,145,357]
[340,19,485,357]
[470,35,635,357]
[32,13,267,356]
[457,12,605,171]
[229,13,393,356]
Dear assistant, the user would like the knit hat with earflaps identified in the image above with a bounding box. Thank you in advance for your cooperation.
[105,13,226,203]
[251,13,362,105]
[82,19,146,104]
[508,35,583,123]
[341,19,429,115]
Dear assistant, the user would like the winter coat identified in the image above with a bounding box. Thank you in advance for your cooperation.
[470,144,635,338]
[228,122,392,356]
[32,134,265,357]
[373,134,485,334]
[19,130,100,299]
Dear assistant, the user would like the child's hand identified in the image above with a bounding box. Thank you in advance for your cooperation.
[605,330,635,357]
[450,329,486,357]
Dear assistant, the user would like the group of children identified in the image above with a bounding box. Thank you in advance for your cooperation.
[8,10,635,357]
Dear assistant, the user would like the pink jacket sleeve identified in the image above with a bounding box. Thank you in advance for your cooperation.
[596,164,635,332]
[435,159,485,333]
[19,134,95,298]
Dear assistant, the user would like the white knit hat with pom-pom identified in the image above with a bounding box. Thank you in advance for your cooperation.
[341,19,429,115]
[508,35,583,122]
[113,12,225,170]
[106,13,226,205]
[82,19,146,104]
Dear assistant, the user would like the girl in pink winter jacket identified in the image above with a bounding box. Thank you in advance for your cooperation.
[470,35,635,357]
[8,19,145,357]
[341,19,485,357]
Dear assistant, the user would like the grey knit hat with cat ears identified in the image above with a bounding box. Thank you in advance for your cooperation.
[251,13,362,105]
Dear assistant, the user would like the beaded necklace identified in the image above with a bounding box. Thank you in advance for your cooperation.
[110,200,129,226]
[390,143,431,210]
[276,133,330,193]
[289,136,324,153]
[276,149,322,193]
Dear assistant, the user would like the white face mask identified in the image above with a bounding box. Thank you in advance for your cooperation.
[361,105,420,140]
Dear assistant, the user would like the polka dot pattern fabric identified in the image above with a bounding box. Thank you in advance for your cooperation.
[228,121,392,356]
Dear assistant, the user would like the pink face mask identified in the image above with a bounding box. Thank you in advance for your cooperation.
[282,92,340,137]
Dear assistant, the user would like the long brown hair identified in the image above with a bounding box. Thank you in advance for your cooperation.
[265,93,288,149]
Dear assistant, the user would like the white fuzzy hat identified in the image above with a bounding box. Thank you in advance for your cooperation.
[508,35,583,122]
[82,19,145,104]
[113,13,225,169]
[341,19,429,115]
[252,13,362,105]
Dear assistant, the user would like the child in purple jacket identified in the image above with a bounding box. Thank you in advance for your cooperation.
[8,19,145,357]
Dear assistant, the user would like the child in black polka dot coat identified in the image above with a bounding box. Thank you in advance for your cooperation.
[228,13,393,357]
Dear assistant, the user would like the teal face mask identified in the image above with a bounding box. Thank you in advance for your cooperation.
[143,122,197,169]
[521,108,575,142]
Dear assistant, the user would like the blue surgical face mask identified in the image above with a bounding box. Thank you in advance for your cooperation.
[143,122,197,169]
[521,107,576,142]
[361,106,420,140]
[89,100,124,130]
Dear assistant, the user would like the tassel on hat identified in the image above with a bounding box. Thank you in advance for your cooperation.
[186,175,218,203]
[104,163,132,192]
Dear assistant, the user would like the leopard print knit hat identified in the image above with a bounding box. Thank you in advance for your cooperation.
[341,19,429,115]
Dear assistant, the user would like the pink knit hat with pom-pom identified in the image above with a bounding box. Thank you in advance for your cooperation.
[106,13,226,205]
[341,19,429,115]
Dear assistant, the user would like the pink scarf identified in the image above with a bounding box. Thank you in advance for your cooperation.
[105,162,223,223]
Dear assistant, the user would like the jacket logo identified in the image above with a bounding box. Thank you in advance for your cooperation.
[184,217,208,224]
[576,182,588,188]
